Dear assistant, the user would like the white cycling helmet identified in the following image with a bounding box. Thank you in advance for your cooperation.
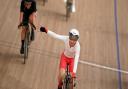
[69,28,79,41]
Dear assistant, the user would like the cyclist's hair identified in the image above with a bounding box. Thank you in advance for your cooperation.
[23,0,33,2]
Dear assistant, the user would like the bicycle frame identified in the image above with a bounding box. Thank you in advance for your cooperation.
[18,22,35,64]
[24,25,30,64]
[63,64,74,89]
[23,23,32,64]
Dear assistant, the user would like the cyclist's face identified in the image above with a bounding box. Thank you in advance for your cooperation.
[69,39,77,47]
[25,2,32,9]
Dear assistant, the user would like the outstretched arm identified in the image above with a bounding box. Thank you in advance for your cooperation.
[40,26,68,41]
[19,1,24,24]
[73,44,80,75]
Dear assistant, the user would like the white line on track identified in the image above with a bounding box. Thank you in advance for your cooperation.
[79,60,128,74]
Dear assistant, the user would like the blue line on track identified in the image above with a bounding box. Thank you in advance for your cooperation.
[113,0,122,89]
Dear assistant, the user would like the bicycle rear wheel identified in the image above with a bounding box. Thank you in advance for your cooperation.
[63,76,72,89]
[24,32,29,64]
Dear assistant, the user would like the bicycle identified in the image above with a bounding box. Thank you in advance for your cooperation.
[43,0,48,6]
[66,0,72,21]
[18,22,35,64]
[62,64,76,89]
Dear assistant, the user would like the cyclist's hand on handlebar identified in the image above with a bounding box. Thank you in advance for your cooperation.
[31,23,36,30]
[18,23,23,29]
[70,72,77,87]
[73,77,77,87]
[40,26,48,33]
[71,73,77,87]
[71,72,76,78]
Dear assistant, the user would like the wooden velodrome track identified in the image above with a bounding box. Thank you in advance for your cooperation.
[0,0,128,89]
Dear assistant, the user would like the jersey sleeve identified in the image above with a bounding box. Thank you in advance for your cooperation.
[32,1,37,12]
[20,1,24,12]
[47,30,68,42]
[73,43,80,73]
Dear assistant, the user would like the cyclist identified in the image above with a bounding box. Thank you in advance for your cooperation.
[40,27,80,89]
[64,0,76,12]
[18,0,37,54]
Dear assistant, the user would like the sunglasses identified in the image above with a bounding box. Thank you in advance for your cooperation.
[69,33,79,41]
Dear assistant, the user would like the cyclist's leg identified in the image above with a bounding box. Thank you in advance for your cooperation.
[20,16,28,54]
[20,21,25,54]
[20,26,27,54]
[29,12,37,29]
[66,0,72,12]
[58,53,67,89]
[69,57,74,75]
[68,0,75,12]
[29,14,34,41]
[58,68,65,89]
[72,0,76,12]
[29,12,37,41]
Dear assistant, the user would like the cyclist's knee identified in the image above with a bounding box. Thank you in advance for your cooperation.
[29,16,33,23]
[29,13,36,23]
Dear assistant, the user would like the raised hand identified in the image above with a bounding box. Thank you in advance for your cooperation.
[40,26,48,33]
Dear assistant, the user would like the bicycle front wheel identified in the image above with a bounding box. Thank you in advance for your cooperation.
[24,33,28,64]
[63,78,71,89]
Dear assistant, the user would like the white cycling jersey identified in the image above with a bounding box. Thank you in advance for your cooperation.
[47,30,80,73]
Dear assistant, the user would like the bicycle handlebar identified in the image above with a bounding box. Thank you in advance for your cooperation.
[18,22,36,30]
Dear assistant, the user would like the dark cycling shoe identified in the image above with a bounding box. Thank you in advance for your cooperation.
[20,47,24,54]
[58,86,62,89]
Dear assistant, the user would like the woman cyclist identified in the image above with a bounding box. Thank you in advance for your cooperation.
[18,0,37,54]
[40,27,80,89]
